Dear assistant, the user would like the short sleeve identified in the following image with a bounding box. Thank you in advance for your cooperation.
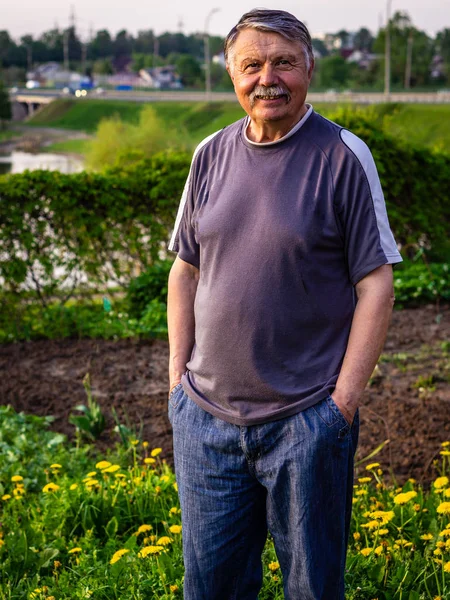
[335,129,402,285]
[168,159,200,269]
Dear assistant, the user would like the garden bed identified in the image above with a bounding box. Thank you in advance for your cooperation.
[1,304,449,485]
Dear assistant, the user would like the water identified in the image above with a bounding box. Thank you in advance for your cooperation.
[0,151,84,174]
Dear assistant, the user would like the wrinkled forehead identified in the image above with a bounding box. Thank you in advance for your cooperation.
[229,28,306,68]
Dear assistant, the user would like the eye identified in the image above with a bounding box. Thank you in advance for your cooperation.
[244,62,260,72]
[277,59,292,67]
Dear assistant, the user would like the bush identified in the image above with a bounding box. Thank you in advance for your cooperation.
[0,152,189,304]
[126,260,173,319]
[394,261,450,307]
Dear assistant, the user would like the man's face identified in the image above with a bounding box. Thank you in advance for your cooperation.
[227,28,314,132]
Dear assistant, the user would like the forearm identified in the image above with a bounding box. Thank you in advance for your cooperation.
[333,265,395,421]
[167,257,199,390]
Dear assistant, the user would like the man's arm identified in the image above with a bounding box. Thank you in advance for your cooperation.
[331,264,395,424]
[167,256,200,394]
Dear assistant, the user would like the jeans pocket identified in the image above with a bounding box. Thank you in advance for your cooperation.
[312,396,350,439]
[168,383,184,409]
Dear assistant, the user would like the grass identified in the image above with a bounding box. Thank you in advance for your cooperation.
[44,138,92,155]
[382,104,450,151]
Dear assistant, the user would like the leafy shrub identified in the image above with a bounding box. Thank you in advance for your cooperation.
[126,260,173,319]
[0,152,189,304]
[393,261,450,307]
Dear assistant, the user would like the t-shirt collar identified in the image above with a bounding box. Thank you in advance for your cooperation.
[243,104,313,147]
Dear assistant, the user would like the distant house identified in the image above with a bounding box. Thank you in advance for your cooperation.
[430,54,445,80]
[139,66,182,89]
[346,50,377,69]
[212,52,226,67]
[26,62,76,86]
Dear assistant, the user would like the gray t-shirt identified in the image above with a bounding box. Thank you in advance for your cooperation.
[169,109,402,426]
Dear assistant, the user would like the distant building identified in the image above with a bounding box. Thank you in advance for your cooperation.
[26,62,78,86]
[346,50,378,69]
[139,66,182,89]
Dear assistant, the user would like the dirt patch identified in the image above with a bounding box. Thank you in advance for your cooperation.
[1,305,449,485]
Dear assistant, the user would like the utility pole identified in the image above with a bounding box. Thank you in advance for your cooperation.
[63,30,69,70]
[404,29,413,89]
[204,8,220,100]
[384,0,393,100]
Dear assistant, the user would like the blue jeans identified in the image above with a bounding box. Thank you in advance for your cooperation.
[169,386,359,600]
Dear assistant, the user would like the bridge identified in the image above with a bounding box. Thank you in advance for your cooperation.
[9,89,450,121]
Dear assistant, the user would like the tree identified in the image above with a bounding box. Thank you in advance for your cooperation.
[0,79,12,128]
[353,28,373,52]
[175,54,202,87]
[316,55,351,89]
[373,11,433,87]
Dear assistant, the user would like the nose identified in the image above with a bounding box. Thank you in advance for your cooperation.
[259,62,278,86]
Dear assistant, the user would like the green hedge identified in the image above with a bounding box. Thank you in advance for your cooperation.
[0,151,189,304]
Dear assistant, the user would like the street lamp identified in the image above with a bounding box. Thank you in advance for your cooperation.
[384,0,392,99]
[204,8,220,100]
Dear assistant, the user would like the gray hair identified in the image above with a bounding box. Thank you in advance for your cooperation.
[224,9,314,73]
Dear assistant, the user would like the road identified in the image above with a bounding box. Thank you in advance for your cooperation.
[11,89,450,105]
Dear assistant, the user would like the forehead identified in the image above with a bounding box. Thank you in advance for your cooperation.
[233,28,303,61]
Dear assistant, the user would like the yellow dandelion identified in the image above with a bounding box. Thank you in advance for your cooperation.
[115,473,126,478]
[444,489,450,498]
[441,451,450,456]
[151,448,162,457]
[421,533,433,541]
[2,494,11,501]
[393,491,417,505]
[85,479,99,487]
[355,489,368,496]
[170,584,179,592]
[434,477,449,490]
[138,545,164,558]
[11,475,23,483]
[365,463,380,471]
[70,483,78,491]
[434,548,442,556]
[136,524,153,535]
[378,529,389,536]
[358,477,372,484]
[143,441,149,448]
[170,507,180,515]
[437,541,446,549]
[42,483,60,493]
[361,521,380,530]
[437,502,450,515]
[131,439,139,446]
[144,458,156,464]
[160,475,170,483]
[268,561,280,571]
[68,547,82,554]
[13,488,25,497]
[173,482,178,492]
[439,529,450,537]
[169,525,182,534]
[408,478,416,484]
[374,545,383,555]
[95,461,111,470]
[413,503,421,512]
[156,536,172,546]
[353,532,361,540]
[360,548,372,556]
[444,561,450,573]
[103,464,121,474]
[441,441,450,447]
[86,471,97,477]
[369,510,395,524]
[50,463,62,469]
[110,548,129,564]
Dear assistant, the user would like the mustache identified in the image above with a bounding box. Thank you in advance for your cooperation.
[249,85,291,105]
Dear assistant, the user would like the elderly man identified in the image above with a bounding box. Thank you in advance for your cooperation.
[167,8,401,600]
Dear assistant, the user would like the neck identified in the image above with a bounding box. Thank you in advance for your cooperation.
[246,105,308,143]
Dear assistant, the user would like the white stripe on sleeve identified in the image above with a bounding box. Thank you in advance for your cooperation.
[340,129,402,263]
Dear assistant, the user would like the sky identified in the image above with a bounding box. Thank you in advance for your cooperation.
[4,0,450,42]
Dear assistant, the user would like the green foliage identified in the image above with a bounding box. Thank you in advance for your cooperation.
[394,261,450,306]
[85,106,184,170]
[1,406,450,598]
[69,374,106,440]
[0,78,12,126]
[126,260,173,319]
[0,152,189,303]
[315,55,352,90]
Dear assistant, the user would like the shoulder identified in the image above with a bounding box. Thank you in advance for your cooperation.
[192,118,246,164]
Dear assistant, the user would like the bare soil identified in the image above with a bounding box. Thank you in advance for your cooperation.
[1,305,449,485]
